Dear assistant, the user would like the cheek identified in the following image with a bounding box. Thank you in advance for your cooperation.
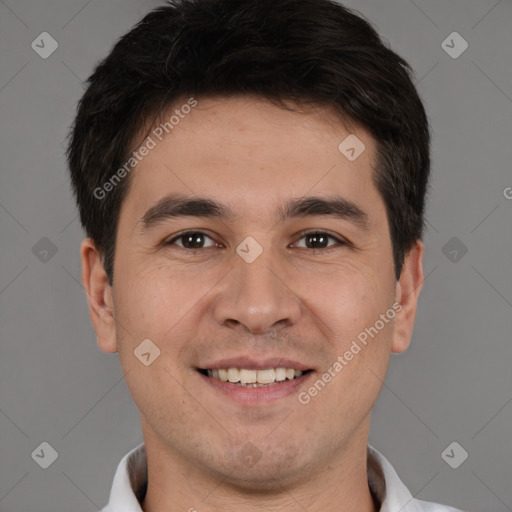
[304,273,394,423]
[303,261,392,339]
[114,260,204,338]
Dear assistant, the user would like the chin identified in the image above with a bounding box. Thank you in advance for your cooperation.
[209,443,311,492]
[218,465,304,493]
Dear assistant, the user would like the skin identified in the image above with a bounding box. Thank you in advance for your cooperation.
[81,95,424,512]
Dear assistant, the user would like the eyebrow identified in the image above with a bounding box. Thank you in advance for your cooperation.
[138,192,370,232]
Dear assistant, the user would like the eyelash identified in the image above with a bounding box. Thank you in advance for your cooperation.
[165,230,348,251]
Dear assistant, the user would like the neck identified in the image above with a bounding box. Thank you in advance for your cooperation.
[141,426,378,512]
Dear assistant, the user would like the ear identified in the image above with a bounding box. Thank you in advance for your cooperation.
[391,240,425,354]
[80,238,118,353]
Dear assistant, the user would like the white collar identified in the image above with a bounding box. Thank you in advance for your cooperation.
[102,443,465,512]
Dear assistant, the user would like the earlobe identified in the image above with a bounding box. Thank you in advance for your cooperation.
[391,240,425,354]
[80,238,118,353]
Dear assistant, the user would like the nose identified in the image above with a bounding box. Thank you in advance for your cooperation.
[212,246,302,335]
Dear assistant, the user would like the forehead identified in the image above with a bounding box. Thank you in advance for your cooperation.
[121,95,383,226]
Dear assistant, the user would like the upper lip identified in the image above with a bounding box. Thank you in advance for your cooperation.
[198,357,312,371]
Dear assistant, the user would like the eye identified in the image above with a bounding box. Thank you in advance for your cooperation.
[292,231,346,250]
[165,231,220,250]
[164,230,347,251]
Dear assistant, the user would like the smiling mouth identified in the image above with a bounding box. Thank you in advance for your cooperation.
[197,367,313,387]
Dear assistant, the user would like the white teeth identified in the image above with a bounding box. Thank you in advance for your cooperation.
[275,367,287,382]
[227,368,240,383]
[256,368,275,384]
[205,367,306,385]
[240,369,257,384]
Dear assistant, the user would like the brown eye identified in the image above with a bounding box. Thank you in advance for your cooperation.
[167,231,217,249]
[293,231,345,250]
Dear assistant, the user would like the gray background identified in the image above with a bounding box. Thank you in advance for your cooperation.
[0,0,511,511]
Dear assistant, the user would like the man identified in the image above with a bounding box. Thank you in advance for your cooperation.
[66,0,466,510]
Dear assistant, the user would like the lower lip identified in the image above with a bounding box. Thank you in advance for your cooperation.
[197,371,313,405]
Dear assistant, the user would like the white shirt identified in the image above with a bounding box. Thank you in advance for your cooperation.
[100,443,466,512]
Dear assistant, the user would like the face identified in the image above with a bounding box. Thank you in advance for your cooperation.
[82,95,423,490]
